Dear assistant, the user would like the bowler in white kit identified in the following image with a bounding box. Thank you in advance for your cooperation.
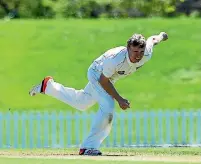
[29,32,168,156]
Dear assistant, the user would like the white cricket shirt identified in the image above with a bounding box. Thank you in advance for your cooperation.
[91,36,155,83]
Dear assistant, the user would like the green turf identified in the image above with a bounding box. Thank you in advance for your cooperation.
[1,148,201,164]
[2,147,201,156]
[0,158,195,164]
[0,18,201,111]
[0,158,198,164]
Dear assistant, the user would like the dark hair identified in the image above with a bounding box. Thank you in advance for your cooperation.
[127,34,146,48]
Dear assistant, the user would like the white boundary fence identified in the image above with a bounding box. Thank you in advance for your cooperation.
[0,110,201,148]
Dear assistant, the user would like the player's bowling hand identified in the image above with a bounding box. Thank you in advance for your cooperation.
[159,32,168,41]
[117,97,130,110]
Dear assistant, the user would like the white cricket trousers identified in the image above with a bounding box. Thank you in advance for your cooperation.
[45,65,115,149]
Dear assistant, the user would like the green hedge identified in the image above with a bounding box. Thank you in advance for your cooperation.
[0,0,200,18]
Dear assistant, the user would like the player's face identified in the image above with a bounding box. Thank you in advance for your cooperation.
[128,45,145,63]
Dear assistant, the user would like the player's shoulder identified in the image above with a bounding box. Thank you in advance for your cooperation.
[104,46,126,61]
[111,47,127,68]
[112,46,126,56]
[102,47,126,69]
[107,46,127,54]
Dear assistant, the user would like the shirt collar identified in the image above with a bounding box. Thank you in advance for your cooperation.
[126,50,135,67]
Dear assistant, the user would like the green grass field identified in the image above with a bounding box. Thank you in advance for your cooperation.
[0,18,201,112]
[0,158,198,164]
[0,148,201,164]
[0,159,197,164]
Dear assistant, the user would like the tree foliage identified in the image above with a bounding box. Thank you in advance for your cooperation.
[0,0,200,18]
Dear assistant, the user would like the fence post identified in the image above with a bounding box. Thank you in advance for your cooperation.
[44,111,49,148]
[151,111,156,145]
[21,112,27,149]
[197,110,201,144]
[67,111,72,147]
[120,112,125,147]
[135,111,140,146]
[51,111,57,148]
[29,112,34,148]
[143,111,148,145]
[181,110,186,144]
[189,110,194,145]
[36,112,41,148]
[158,110,163,145]
[0,112,2,148]
[13,112,19,149]
[59,111,64,148]
[128,111,133,146]
[174,110,178,145]
[166,110,171,145]
[6,112,11,148]
[75,112,80,147]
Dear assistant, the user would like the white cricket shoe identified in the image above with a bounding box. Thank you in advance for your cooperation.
[79,148,102,156]
[29,76,53,96]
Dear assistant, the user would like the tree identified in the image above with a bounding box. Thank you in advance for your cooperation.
[0,0,20,18]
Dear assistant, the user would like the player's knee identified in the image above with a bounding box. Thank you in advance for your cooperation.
[108,113,113,124]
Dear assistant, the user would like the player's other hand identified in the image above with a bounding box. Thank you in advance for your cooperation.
[159,32,168,41]
[117,97,130,110]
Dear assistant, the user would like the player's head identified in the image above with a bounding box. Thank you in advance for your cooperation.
[127,34,146,63]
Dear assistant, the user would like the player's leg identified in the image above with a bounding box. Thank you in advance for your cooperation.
[79,104,114,156]
[29,76,96,111]
[79,69,115,156]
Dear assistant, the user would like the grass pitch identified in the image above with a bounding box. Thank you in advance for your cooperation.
[0,148,201,163]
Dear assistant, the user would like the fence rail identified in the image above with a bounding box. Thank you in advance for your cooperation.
[0,110,201,149]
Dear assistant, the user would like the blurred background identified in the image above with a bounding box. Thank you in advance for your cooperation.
[0,0,201,112]
[1,0,201,19]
